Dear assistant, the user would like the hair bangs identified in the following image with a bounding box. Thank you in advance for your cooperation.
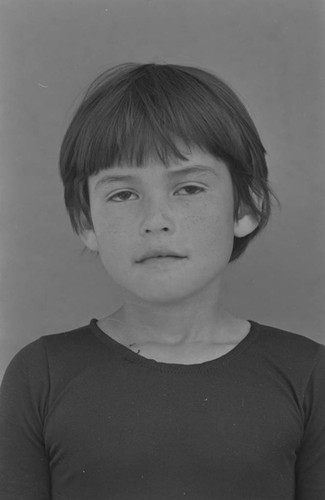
[70,64,255,178]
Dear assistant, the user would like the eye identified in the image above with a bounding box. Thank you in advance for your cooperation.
[107,190,138,202]
[175,185,206,195]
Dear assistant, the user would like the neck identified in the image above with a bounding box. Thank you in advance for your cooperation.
[105,281,243,346]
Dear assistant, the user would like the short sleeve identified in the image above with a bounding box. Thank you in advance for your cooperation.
[0,340,51,500]
[295,345,325,500]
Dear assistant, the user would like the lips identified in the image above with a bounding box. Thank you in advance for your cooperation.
[136,250,186,263]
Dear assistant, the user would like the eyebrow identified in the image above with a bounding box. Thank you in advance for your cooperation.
[94,165,219,190]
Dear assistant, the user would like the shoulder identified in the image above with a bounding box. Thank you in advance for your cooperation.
[252,320,323,345]
[252,321,324,353]
[7,321,93,361]
[41,320,99,356]
[1,321,99,388]
[250,320,325,383]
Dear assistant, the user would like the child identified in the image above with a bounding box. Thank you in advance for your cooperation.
[1,62,324,500]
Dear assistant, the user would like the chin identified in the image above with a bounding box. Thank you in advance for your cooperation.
[124,278,214,305]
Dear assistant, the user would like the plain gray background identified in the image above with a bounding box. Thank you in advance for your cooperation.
[0,0,324,380]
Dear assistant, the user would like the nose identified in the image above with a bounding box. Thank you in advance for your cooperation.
[139,195,175,235]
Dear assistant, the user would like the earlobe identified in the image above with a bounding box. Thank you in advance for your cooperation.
[234,213,259,238]
[79,229,99,252]
[234,195,262,238]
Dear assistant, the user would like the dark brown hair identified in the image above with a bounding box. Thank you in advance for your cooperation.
[59,62,278,262]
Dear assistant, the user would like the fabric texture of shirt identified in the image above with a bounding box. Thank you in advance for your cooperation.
[0,319,325,500]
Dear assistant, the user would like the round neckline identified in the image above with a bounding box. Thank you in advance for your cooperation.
[89,318,261,373]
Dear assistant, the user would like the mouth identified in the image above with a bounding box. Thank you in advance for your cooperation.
[136,256,188,269]
[139,255,186,263]
[136,251,187,264]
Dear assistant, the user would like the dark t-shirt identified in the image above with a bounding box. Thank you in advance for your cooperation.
[0,319,325,499]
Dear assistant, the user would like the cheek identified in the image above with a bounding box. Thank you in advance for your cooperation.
[92,214,129,258]
[181,206,235,268]
[183,203,234,246]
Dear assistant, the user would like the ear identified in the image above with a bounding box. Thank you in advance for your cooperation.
[233,205,260,238]
[79,228,99,252]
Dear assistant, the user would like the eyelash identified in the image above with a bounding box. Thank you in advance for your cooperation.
[107,185,206,202]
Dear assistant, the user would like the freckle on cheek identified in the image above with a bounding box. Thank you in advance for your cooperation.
[188,214,207,223]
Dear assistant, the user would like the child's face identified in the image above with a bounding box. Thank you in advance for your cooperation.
[81,148,258,304]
